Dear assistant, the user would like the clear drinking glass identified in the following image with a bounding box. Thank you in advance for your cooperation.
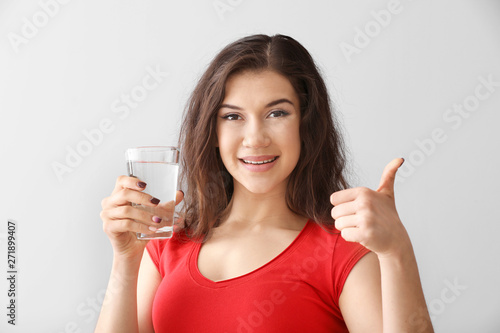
[125,146,180,240]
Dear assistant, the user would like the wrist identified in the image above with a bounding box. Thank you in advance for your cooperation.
[377,238,415,264]
[112,252,144,273]
[110,240,148,266]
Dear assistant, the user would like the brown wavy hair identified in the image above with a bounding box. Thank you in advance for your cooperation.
[178,34,349,240]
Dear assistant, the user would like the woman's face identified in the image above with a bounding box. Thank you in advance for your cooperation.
[216,70,301,195]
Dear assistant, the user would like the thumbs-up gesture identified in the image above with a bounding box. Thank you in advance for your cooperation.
[330,158,411,257]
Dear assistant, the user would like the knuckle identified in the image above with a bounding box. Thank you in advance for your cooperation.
[117,175,128,183]
[356,197,370,210]
[117,188,128,200]
[118,188,134,204]
[358,187,371,196]
[359,217,370,229]
[118,205,133,217]
[363,227,375,240]
[123,219,133,230]
[102,221,112,233]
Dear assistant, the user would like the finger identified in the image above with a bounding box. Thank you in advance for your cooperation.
[175,190,184,205]
[340,227,363,244]
[376,158,404,195]
[330,187,368,206]
[108,188,161,208]
[104,206,162,228]
[146,190,184,222]
[334,215,359,231]
[153,190,183,210]
[113,175,148,194]
[330,201,357,220]
[103,218,158,235]
[154,201,176,222]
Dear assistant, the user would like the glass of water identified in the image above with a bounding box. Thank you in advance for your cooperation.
[125,146,180,240]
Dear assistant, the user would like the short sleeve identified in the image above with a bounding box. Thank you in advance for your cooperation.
[145,232,190,277]
[331,236,371,304]
[146,239,164,270]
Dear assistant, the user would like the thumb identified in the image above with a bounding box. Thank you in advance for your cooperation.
[175,190,184,205]
[376,158,405,195]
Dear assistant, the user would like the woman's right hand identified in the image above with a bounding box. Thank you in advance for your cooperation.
[100,175,183,261]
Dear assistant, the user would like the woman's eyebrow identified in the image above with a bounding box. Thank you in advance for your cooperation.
[219,98,295,110]
[265,98,295,108]
[219,103,242,110]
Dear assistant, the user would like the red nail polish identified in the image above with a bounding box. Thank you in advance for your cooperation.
[150,197,160,205]
[137,181,147,188]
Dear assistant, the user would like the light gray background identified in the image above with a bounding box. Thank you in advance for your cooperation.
[1,0,499,332]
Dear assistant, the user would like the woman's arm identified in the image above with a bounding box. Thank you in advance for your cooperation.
[332,158,433,332]
[96,177,182,332]
[340,250,432,333]
[95,254,143,333]
[137,250,162,332]
[340,252,383,333]
[95,249,160,333]
[378,244,433,332]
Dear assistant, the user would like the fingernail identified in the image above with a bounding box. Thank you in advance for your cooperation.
[152,216,162,223]
[400,157,405,165]
[179,190,184,196]
[150,197,160,205]
[149,226,158,232]
[137,181,147,188]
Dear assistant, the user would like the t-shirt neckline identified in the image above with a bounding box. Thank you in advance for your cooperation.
[188,219,314,288]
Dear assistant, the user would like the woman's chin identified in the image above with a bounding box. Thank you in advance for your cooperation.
[236,180,285,196]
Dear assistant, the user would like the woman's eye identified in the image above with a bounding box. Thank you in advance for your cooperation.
[221,114,241,121]
[269,110,290,118]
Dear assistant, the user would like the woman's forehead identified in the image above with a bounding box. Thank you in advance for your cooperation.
[223,70,299,106]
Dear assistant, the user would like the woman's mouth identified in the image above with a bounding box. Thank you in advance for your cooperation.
[239,156,279,172]
[241,156,279,165]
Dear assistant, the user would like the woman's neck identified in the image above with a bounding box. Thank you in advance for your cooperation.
[220,181,307,232]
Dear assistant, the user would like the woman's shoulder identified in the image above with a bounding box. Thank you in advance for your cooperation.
[292,220,371,303]
[305,220,370,264]
[145,229,198,270]
[305,220,343,247]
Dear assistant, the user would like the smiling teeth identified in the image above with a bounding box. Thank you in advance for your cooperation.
[243,157,278,165]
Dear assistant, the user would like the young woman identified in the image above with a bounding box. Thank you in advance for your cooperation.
[96,34,433,332]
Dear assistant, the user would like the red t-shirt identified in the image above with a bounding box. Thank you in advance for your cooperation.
[146,219,370,332]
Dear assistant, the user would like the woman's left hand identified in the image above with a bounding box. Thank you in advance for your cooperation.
[330,158,412,258]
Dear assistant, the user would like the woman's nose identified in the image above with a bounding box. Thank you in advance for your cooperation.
[242,119,271,148]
